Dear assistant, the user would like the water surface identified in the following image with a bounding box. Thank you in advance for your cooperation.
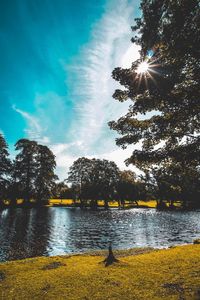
[0,207,199,261]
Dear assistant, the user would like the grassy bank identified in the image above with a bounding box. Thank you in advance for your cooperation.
[2,199,183,209]
[0,245,199,299]
[50,199,159,208]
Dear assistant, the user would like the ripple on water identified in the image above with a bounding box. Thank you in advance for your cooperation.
[0,207,200,261]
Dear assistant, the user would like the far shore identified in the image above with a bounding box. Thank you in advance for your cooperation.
[1,199,185,210]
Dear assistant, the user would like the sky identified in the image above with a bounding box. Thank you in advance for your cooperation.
[0,0,141,180]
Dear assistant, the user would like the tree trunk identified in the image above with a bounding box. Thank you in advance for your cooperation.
[10,197,17,207]
[104,199,109,209]
[90,199,98,209]
[117,199,121,208]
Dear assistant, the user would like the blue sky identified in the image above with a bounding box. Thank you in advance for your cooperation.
[0,0,141,180]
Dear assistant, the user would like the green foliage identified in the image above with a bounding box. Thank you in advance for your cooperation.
[14,139,38,202]
[12,139,57,204]
[52,181,72,199]
[141,160,200,208]
[117,170,138,206]
[109,0,200,205]
[109,0,200,169]
[67,157,120,208]
[35,145,58,203]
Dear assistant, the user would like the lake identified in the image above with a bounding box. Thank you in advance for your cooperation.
[0,207,199,261]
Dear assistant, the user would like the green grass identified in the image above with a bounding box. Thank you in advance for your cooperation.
[0,244,199,299]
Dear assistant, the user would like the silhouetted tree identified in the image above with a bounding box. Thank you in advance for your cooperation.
[117,170,138,207]
[0,134,11,206]
[8,160,24,206]
[91,159,120,209]
[109,0,200,206]
[67,157,93,207]
[52,181,72,199]
[67,158,120,208]
[109,0,200,180]
[14,139,38,204]
[35,145,58,205]
[152,162,200,209]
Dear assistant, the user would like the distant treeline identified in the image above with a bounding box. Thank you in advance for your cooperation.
[64,157,200,210]
[0,134,199,210]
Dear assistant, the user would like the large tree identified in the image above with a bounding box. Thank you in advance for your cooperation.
[91,159,120,209]
[67,158,120,208]
[35,145,58,204]
[67,157,93,207]
[117,170,138,207]
[109,0,200,172]
[0,134,11,205]
[13,140,58,205]
[150,162,200,209]
[14,139,38,204]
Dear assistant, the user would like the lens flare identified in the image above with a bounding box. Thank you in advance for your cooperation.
[136,61,149,74]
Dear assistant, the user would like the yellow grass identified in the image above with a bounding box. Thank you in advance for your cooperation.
[49,199,183,209]
[137,200,157,208]
[2,199,182,209]
[17,199,24,204]
[50,199,75,205]
[0,244,199,299]
[49,199,158,208]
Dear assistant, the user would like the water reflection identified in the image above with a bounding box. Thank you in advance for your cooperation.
[0,207,199,261]
[0,208,52,261]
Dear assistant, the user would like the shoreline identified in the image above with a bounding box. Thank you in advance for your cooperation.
[1,239,199,264]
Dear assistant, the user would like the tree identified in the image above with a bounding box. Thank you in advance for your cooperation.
[52,181,72,199]
[91,159,120,209]
[117,170,138,207]
[13,140,58,206]
[14,139,38,204]
[35,145,58,204]
[0,134,11,206]
[109,0,200,173]
[151,162,200,209]
[67,157,93,207]
[8,159,24,206]
[67,158,120,208]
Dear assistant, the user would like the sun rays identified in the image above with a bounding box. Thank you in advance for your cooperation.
[136,61,149,74]
[134,54,160,90]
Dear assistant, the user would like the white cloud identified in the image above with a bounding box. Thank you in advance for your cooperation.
[12,104,50,144]
[11,0,142,180]
[66,0,141,155]
[121,44,140,68]
[49,142,142,181]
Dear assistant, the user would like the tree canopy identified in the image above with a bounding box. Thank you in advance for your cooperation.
[109,0,200,170]
[67,157,120,208]
[11,139,57,205]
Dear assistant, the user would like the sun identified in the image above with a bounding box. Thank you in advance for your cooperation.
[136,61,149,74]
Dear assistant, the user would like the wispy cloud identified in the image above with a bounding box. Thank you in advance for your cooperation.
[12,104,50,144]
[54,0,141,178]
[67,0,140,154]
[12,0,141,180]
